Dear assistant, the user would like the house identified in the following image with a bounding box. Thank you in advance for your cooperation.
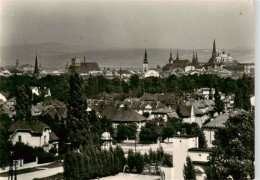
[9,120,59,152]
[202,110,247,147]
[101,106,147,132]
[42,97,67,120]
[178,100,215,127]
[202,113,229,147]
[149,107,179,122]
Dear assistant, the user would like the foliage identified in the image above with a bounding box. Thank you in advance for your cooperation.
[214,85,224,114]
[14,84,32,121]
[206,112,254,179]
[183,156,196,180]
[116,123,137,141]
[162,154,173,167]
[0,74,254,102]
[139,120,160,142]
[64,145,126,180]
[66,73,92,149]
[142,112,150,118]
[181,123,207,148]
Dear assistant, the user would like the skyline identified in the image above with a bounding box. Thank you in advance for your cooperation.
[1,0,255,50]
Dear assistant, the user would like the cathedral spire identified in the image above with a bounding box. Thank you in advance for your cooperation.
[169,50,173,63]
[143,49,148,64]
[212,39,217,59]
[176,49,179,60]
[34,52,39,77]
[196,51,198,59]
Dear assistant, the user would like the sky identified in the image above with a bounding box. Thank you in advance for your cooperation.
[0,0,255,50]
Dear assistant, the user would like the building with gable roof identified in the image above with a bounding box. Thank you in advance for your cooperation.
[9,120,59,152]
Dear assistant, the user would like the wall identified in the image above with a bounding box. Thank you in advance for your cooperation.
[172,136,198,180]
[11,132,41,147]
[203,128,216,148]
[188,151,210,162]
[11,129,51,148]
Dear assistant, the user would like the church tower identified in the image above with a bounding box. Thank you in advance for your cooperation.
[212,39,217,60]
[143,49,149,73]
[176,49,179,60]
[33,53,39,77]
[169,50,173,64]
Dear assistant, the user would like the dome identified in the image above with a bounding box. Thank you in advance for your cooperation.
[101,132,112,140]
[221,54,228,58]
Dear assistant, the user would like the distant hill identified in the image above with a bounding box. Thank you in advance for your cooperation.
[0,42,255,69]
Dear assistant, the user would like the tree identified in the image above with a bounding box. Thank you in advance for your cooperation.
[206,112,254,179]
[135,152,144,173]
[214,86,224,114]
[66,73,92,149]
[241,74,251,111]
[234,88,243,109]
[129,75,139,89]
[127,149,135,172]
[183,156,196,180]
[139,120,159,142]
[116,123,137,141]
[181,123,207,148]
[162,127,174,142]
[121,81,129,94]
[15,84,32,121]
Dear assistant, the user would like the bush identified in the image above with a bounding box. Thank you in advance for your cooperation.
[37,151,55,164]
[64,145,126,180]
[162,154,172,167]
[135,152,144,173]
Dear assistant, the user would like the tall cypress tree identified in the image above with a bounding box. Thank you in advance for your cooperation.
[241,74,251,111]
[214,86,224,114]
[66,73,92,149]
[15,84,32,121]
[183,156,196,180]
[234,88,243,109]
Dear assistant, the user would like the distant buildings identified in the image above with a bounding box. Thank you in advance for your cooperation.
[163,50,191,71]
[68,56,102,75]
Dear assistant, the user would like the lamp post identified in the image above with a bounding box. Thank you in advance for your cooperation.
[8,151,17,180]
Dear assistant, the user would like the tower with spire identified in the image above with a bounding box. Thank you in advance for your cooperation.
[192,51,199,66]
[176,49,180,60]
[143,49,149,73]
[33,52,39,78]
[169,50,173,64]
[212,39,217,60]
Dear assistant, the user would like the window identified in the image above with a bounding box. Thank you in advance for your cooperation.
[199,154,201,156]
[207,156,210,160]
[18,135,21,142]
[44,136,46,143]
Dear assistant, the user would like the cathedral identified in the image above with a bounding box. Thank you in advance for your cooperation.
[207,39,234,69]
[163,50,191,71]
